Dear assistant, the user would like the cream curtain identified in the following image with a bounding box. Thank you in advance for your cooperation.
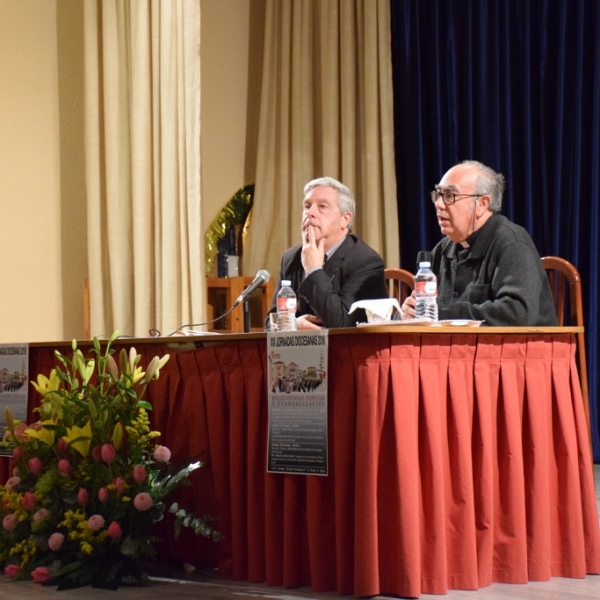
[244,0,399,281]
[83,0,203,338]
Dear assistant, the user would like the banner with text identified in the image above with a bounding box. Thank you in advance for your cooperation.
[0,344,29,429]
[266,330,328,475]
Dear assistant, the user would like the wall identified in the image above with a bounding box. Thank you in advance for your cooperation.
[0,0,64,343]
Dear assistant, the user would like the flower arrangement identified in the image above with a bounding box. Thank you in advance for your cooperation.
[0,332,219,589]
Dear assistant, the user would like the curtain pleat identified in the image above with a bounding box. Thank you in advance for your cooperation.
[83,0,203,339]
[390,0,600,459]
[245,0,400,282]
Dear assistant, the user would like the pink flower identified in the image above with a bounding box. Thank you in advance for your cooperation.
[48,532,65,551]
[58,459,72,476]
[5,476,20,492]
[28,457,43,475]
[153,445,171,463]
[12,447,23,461]
[98,487,109,503]
[33,508,50,523]
[107,521,122,539]
[2,514,18,531]
[77,488,89,506]
[13,422,28,441]
[114,477,125,495]
[57,438,70,456]
[4,564,21,578]
[31,566,51,584]
[21,491,36,511]
[133,465,146,483]
[133,492,153,511]
[87,514,105,531]
[101,443,116,464]
[91,445,102,462]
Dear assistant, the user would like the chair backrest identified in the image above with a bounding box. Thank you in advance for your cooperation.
[541,256,590,441]
[385,268,414,304]
[541,256,584,327]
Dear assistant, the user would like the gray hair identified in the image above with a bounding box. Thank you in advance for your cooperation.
[303,176,355,231]
[461,160,505,212]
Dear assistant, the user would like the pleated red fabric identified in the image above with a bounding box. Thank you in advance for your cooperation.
[17,332,600,598]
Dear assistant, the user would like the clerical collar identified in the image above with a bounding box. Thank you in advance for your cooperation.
[460,227,482,249]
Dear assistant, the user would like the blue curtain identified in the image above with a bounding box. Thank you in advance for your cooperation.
[390,0,600,459]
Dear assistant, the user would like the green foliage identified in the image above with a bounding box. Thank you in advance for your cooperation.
[0,332,218,588]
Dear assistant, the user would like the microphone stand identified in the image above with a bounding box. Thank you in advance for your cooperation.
[243,299,250,333]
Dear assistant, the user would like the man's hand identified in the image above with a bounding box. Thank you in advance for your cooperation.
[400,291,417,320]
[301,223,325,272]
[297,314,325,330]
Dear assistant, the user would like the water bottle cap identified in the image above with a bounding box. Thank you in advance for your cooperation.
[418,261,431,268]
[281,280,291,286]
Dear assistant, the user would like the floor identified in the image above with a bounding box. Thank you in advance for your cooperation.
[1,466,599,599]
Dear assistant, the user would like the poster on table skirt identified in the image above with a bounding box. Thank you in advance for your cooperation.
[266,330,328,475]
[0,344,29,450]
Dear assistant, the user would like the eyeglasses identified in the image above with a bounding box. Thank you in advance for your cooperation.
[430,189,481,206]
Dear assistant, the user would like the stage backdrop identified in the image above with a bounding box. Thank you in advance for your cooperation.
[390,0,600,459]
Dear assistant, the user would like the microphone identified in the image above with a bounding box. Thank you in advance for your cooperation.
[416,251,432,268]
[232,270,271,307]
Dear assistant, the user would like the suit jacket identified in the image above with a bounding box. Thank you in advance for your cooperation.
[267,234,387,328]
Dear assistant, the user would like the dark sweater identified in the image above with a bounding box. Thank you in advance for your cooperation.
[431,214,557,326]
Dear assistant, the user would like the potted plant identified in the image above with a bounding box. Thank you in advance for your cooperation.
[0,332,219,589]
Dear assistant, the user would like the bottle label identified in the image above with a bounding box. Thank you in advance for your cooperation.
[277,298,297,311]
[415,281,437,295]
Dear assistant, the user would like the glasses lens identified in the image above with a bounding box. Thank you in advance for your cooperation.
[431,190,454,205]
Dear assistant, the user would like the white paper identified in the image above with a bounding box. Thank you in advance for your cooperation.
[349,298,401,322]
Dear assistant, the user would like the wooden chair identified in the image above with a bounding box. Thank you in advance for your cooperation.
[541,256,590,434]
[385,268,414,305]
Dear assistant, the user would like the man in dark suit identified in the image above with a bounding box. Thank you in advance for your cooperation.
[266,176,387,329]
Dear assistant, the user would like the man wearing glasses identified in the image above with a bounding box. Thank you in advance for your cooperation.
[401,160,557,326]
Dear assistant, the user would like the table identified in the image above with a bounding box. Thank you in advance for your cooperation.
[14,327,600,597]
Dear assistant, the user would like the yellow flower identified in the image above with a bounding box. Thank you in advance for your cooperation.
[31,369,61,396]
[112,422,123,449]
[144,354,170,381]
[4,408,14,432]
[80,541,94,555]
[106,353,120,380]
[63,422,93,457]
[24,420,56,446]
[132,366,144,385]
[119,348,145,386]
[73,349,95,386]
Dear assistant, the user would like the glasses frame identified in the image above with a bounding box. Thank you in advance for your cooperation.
[430,189,481,206]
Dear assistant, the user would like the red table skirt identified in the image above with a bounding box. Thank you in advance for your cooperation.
[14,332,600,597]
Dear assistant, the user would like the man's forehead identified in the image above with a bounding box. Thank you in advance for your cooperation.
[439,165,477,188]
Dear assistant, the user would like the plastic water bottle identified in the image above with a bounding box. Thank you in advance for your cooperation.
[414,262,438,321]
[276,280,297,331]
